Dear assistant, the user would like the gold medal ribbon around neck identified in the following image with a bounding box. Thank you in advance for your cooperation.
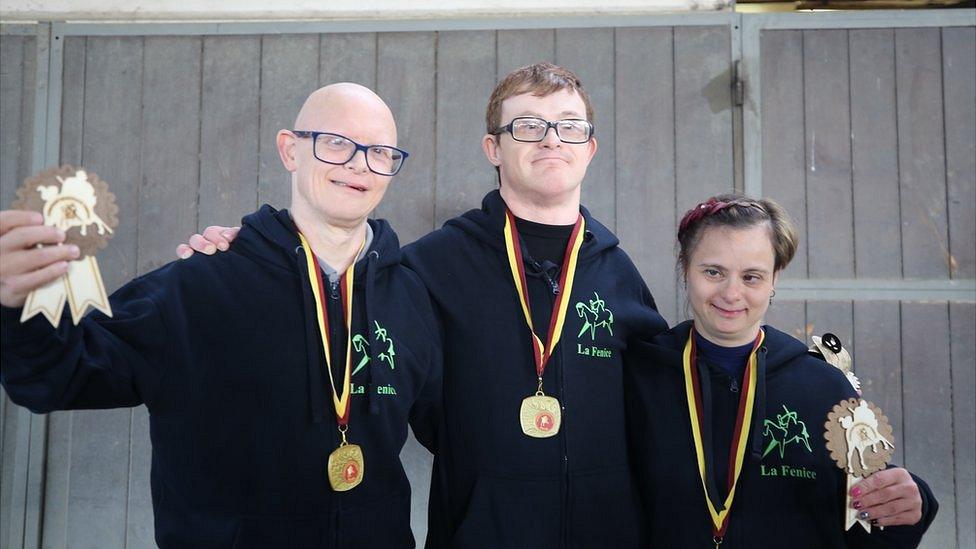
[502,210,585,389]
[297,232,365,426]
[682,325,765,546]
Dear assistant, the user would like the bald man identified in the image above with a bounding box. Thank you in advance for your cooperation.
[0,84,442,548]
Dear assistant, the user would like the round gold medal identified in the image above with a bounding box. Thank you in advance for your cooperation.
[519,394,562,438]
[327,444,365,492]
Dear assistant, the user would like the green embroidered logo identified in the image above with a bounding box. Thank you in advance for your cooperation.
[575,292,614,340]
[351,321,396,376]
[762,404,813,459]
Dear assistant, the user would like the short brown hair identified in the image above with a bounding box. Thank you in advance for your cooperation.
[676,194,798,278]
[486,62,594,133]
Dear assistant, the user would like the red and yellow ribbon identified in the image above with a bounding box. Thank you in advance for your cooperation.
[502,210,585,384]
[682,325,765,543]
[298,232,365,425]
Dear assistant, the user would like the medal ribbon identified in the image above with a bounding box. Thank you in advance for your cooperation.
[298,232,365,425]
[682,325,765,543]
[502,210,586,382]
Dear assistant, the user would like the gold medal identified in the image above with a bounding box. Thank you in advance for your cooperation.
[519,393,562,437]
[503,210,585,438]
[327,442,365,491]
[298,232,367,491]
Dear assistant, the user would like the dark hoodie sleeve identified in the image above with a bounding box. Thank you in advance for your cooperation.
[1,276,169,413]
[843,467,939,548]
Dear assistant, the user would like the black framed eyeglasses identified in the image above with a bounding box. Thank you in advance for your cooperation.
[490,117,594,144]
[291,130,409,176]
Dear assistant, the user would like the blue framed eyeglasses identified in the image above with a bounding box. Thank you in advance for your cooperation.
[291,131,409,176]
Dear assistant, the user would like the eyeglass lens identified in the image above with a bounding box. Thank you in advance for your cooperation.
[510,118,591,143]
[314,133,404,175]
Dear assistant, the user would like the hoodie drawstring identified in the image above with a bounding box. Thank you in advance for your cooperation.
[296,244,327,424]
[364,250,382,416]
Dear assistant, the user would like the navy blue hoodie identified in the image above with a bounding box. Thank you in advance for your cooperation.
[624,321,938,548]
[402,190,668,548]
[1,205,442,548]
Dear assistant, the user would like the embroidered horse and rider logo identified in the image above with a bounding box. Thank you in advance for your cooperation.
[575,292,614,340]
[351,321,397,376]
[763,404,812,459]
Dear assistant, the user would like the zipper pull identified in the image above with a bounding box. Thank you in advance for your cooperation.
[548,277,560,295]
[330,279,340,300]
[730,377,739,394]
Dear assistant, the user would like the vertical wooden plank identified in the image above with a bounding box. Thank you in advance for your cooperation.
[942,27,975,280]
[199,36,261,227]
[43,35,88,549]
[127,35,204,548]
[950,303,975,549]
[138,36,202,275]
[852,302,903,444]
[803,30,854,279]
[374,32,436,245]
[66,35,146,548]
[902,302,955,548]
[760,30,807,279]
[319,33,376,88]
[674,26,734,210]
[496,29,555,77]
[849,29,902,279]
[614,27,677,324]
[896,28,949,279]
[763,300,806,342]
[258,34,319,210]
[0,34,33,207]
[805,301,854,357]
[555,28,616,228]
[434,31,497,227]
[0,33,35,547]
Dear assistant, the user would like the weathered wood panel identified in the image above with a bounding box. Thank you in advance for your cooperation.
[199,36,261,227]
[760,30,807,279]
[943,27,976,280]
[615,27,677,324]
[0,30,36,549]
[803,30,854,279]
[374,31,437,245]
[950,303,975,549]
[763,300,806,342]
[849,29,902,279]
[556,27,616,228]
[896,28,949,279]
[496,29,555,76]
[902,302,955,549]
[258,34,319,210]
[852,301,903,444]
[434,30,497,227]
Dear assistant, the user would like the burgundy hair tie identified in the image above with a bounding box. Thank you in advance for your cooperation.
[678,198,730,233]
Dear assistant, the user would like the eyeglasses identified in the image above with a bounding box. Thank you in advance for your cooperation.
[490,117,594,144]
[290,131,409,176]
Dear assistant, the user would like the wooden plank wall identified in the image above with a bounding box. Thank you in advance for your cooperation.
[0,26,733,547]
[1,21,971,548]
[760,27,976,549]
[0,30,37,549]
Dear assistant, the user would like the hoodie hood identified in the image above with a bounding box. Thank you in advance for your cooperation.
[235,204,402,275]
[234,204,402,421]
[444,190,618,261]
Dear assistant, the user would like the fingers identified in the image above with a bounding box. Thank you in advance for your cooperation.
[176,243,194,260]
[201,225,240,251]
[188,234,216,255]
[851,468,923,527]
[0,259,71,308]
[0,210,43,236]
[0,224,65,253]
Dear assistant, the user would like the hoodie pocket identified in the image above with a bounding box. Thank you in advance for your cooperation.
[232,515,327,549]
[336,491,414,549]
[450,474,561,549]
[567,466,643,549]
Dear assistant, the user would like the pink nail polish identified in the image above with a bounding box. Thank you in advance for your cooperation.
[853,501,861,509]
[851,487,862,498]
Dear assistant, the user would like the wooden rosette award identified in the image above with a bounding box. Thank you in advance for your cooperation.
[824,398,896,533]
[12,165,118,327]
